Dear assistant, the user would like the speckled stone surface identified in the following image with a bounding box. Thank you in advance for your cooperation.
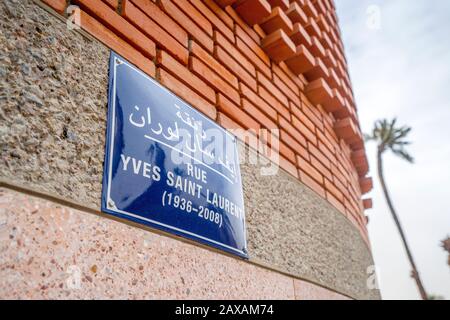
[0,0,108,206]
[0,0,380,299]
[0,187,341,300]
[239,145,379,300]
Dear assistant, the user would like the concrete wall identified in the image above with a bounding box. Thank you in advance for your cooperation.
[0,0,380,299]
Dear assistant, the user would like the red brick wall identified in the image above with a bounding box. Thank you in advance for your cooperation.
[40,0,372,244]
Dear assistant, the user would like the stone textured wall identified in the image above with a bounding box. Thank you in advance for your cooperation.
[38,0,374,238]
[0,187,352,300]
[0,0,380,299]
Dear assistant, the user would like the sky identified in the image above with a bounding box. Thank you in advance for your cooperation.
[335,0,450,300]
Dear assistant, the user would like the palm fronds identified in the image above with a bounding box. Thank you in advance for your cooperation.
[365,118,414,163]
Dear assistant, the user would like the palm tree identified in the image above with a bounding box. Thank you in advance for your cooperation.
[442,236,450,267]
[365,118,428,300]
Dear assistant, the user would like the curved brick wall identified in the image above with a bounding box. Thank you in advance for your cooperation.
[40,0,372,240]
[0,0,379,299]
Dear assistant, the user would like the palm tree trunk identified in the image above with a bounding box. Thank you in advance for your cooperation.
[377,148,428,300]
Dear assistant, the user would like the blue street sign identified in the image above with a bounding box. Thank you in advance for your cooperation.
[101,52,248,258]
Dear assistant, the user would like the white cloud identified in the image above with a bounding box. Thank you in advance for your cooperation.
[335,0,450,300]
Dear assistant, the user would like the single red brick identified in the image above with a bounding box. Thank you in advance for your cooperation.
[342,72,352,91]
[308,36,326,59]
[359,177,373,194]
[335,158,350,181]
[236,36,272,77]
[260,7,293,34]
[215,0,239,7]
[258,128,280,152]
[267,0,290,10]
[305,17,322,39]
[122,0,188,64]
[260,86,291,121]
[292,108,316,139]
[329,25,339,44]
[74,0,156,58]
[363,198,373,210]
[240,84,277,120]
[300,170,326,198]
[216,31,257,76]
[347,211,364,234]
[327,68,341,89]
[214,48,257,92]
[355,162,369,178]
[159,69,216,120]
[42,0,66,14]
[352,151,369,170]
[349,177,362,200]
[323,49,338,69]
[297,155,323,184]
[279,154,299,178]
[325,178,344,201]
[286,2,308,25]
[191,41,238,88]
[284,45,315,75]
[302,101,324,131]
[334,118,360,144]
[310,154,332,181]
[318,140,337,165]
[131,0,188,46]
[335,59,347,79]
[315,13,330,34]
[102,0,118,10]
[305,78,333,106]
[326,191,346,214]
[261,29,296,62]
[289,23,312,47]
[351,149,367,164]
[233,0,272,26]
[323,88,344,113]
[257,72,290,108]
[332,97,352,119]
[321,31,334,52]
[190,0,234,43]
[280,130,309,159]
[225,5,261,43]
[279,117,307,147]
[315,0,328,15]
[190,57,240,104]
[78,10,155,77]
[203,0,234,29]
[273,74,301,106]
[345,197,360,218]
[324,124,340,149]
[304,58,329,81]
[172,0,213,36]
[217,94,261,131]
[158,50,215,103]
[242,98,278,130]
[333,170,350,192]
[217,112,243,132]
[308,141,331,168]
[160,0,213,52]
[235,25,270,65]
[301,1,318,19]
[279,142,297,165]
[331,163,347,187]
[272,63,300,96]
[279,61,305,89]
